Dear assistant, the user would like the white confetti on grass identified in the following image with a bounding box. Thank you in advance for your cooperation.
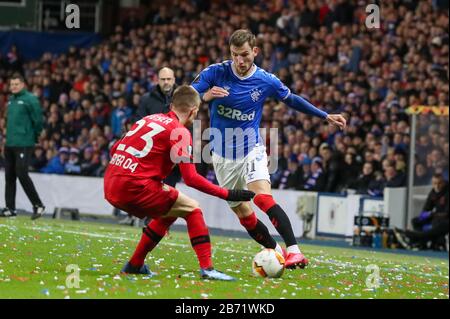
[1,221,447,299]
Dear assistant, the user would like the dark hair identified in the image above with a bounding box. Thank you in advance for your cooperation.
[432,173,444,180]
[10,72,25,83]
[229,29,256,48]
[364,161,374,168]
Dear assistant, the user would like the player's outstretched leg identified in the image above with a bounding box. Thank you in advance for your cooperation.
[253,193,308,269]
[121,263,153,275]
[166,192,235,281]
[183,208,235,281]
[233,203,279,251]
[122,216,177,275]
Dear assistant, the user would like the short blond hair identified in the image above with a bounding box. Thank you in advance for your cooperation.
[172,85,200,112]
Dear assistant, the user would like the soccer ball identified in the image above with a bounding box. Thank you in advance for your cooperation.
[252,248,285,278]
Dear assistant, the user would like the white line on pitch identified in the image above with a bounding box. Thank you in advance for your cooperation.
[0,223,448,280]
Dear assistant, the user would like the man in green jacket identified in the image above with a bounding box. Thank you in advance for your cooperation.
[1,73,45,219]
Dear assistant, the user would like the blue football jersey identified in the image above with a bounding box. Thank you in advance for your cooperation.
[192,60,291,159]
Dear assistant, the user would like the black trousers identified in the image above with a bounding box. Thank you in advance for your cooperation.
[405,218,449,246]
[4,146,43,210]
[412,216,431,231]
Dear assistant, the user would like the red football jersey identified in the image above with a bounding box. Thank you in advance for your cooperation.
[106,111,192,181]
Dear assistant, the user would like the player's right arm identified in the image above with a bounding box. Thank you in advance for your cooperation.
[191,64,229,102]
[178,162,254,201]
[202,86,229,102]
[172,126,253,202]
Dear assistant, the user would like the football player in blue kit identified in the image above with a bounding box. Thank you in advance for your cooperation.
[192,29,346,269]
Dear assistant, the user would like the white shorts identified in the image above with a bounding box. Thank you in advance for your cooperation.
[212,144,271,208]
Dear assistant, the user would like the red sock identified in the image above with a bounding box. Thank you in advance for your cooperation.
[184,208,212,269]
[254,193,297,247]
[239,212,258,230]
[253,193,277,212]
[129,217,176,267]
[254,193,279,226]
[239,212,277,248]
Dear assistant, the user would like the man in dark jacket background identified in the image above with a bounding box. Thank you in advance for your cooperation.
[136,67,180,187]
[319,143,344,192]
[1,73,45,219]
[137,67,177,118]
[120,67,179,226]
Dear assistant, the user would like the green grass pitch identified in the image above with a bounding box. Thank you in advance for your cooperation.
[0,216,448,299]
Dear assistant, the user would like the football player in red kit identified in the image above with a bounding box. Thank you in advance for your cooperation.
[104,85,254,281]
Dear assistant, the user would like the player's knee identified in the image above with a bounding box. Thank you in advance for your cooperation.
[190,199,200,211]
[183,207,204,223]
[178,198,200,217]
[232,202,252,219]
[253,193,277,213]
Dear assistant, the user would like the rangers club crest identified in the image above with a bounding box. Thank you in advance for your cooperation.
[250,88,262,102]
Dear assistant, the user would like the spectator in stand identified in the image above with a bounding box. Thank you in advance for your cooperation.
[5,45,23,74]
[349,162,375,195]
[111,97,133,138]
[340,152,360,190]
[0,0,446,192]
[41,147,69,174]
[94,153,109,177]
[271,145,292,186]
[92,95,111,128]
[384,164,407,188]
[297,157,312,187]
[367,170,385,197]
[136,67,176,118]
[30,145,48,172]
[302,157,326,191]
[319,143,344,192]
[65,147,81,175]
[277,156,303,190]
[80,147,100,176]
[414,162,432,186]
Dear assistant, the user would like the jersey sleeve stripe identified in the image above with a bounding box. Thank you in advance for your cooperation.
[190,84,200,92]
[282,90,291,100]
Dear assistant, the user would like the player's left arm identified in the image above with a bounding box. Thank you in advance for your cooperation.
[284,93,346,130]
[269,74,346,130]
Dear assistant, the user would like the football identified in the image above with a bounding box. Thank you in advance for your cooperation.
[252,248,285,278]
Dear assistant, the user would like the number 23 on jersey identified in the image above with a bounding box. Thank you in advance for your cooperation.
[109,119,166,173]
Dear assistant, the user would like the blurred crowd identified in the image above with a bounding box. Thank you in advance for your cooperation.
[0,0,448,196]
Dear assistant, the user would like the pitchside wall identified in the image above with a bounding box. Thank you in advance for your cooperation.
[0,173,412,239]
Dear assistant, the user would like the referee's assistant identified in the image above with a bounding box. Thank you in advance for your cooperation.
[1,73,45,220]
